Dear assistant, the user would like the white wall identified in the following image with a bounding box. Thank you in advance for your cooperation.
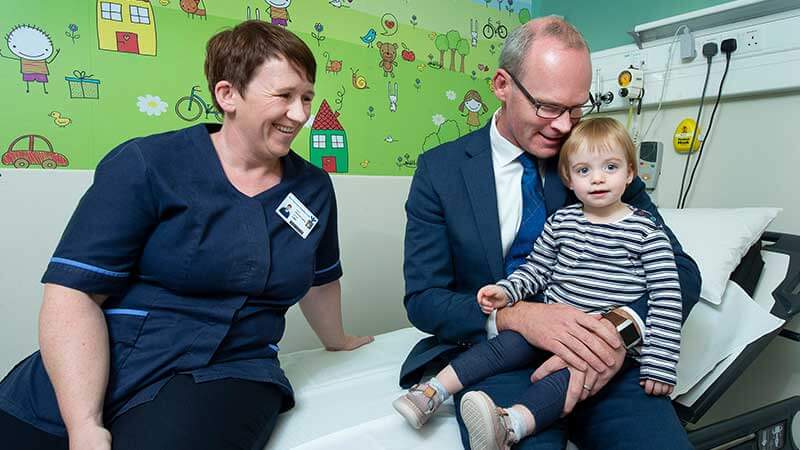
[606,91,799,232]
[280,175,412,353]
[0,170,88,374]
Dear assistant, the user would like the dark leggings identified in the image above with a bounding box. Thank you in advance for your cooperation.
[450,330,570,431]
[1,375,284,450]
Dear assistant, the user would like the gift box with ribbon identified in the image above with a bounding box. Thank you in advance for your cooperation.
[65,70,101,99]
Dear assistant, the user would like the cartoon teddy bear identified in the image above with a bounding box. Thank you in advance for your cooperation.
[376,41,398,78]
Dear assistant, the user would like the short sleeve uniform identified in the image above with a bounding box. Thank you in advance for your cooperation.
[0,124,342,436]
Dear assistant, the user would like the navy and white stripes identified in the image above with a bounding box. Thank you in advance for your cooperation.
[497,204,682,385]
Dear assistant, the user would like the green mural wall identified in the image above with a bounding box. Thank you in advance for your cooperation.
[1,0,534,175]
[540,0,733,52]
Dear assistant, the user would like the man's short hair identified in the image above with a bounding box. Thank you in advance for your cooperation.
[204,20,316,111]
[499,16,588,78]
[558,117,638,185]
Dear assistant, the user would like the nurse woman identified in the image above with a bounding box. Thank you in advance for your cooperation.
[0,21,372,450]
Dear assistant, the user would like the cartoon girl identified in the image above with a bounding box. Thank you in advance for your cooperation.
[458,90,488,130]
[1,24,60,94]
[266,0,292,27]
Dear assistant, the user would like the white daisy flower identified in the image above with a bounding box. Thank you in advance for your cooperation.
[445,90,457,101]
[137,95,168,116]
[432,114,446,126]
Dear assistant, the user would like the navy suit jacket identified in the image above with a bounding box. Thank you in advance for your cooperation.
[399,123,701,388]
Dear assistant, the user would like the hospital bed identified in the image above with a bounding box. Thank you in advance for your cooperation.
[267,230,800,450]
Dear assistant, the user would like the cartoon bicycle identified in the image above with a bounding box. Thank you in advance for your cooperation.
[482,18,508,40]
[175,85,222,122]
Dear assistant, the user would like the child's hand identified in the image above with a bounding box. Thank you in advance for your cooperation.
[640,379,674,396]
[476,285,509,314]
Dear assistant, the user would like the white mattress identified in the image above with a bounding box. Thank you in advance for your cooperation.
[266,251,790,449]
[267,327,458,449]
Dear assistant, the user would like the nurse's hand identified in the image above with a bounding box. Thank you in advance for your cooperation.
[300,281,375,352]
[69,422,111,450]
[325,334,374,351]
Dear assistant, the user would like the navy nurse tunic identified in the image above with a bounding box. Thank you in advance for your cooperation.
[0,124,342,436]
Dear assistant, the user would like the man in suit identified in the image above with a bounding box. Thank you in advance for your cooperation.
[400,17,700,449]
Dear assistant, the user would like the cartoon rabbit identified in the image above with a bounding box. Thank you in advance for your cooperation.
[246,6,262,20]
[388,81,398,112]
[470,18,478,48]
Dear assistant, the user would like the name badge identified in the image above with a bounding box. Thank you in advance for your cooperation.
[276,193,318,239]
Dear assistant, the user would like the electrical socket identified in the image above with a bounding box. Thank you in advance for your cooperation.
[698,34,737,58]
[699,40,718,57]
[741,29,761,52]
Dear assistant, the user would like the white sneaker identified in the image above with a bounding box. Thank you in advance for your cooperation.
[460,391,517,450]
[392,383,443,429]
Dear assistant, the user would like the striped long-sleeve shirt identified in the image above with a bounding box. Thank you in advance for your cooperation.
[497,204,683,385]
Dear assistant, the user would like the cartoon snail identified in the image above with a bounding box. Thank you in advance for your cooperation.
[350,68,369,89]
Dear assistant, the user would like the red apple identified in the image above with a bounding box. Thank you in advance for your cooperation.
[401,42,415,62]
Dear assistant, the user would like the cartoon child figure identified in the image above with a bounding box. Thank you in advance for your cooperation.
[458,90,488,129]
[1,24,60,94]
[266,0,292,27]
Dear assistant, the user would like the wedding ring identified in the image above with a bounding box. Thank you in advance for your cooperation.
[582,384,592,391]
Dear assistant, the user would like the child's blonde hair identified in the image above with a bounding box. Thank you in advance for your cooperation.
[558,117,637,185]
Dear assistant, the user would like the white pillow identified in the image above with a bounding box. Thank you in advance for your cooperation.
[658,207,781,304]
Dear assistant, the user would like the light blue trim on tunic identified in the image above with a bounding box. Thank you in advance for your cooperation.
[314,260,341,274]
[104,308,149,317]
[50,257,129,278]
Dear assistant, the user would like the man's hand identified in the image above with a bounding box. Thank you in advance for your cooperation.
[325,334,374,351]
[476,284,509,314]
[532,341,625,415]
[531,314,627,414]
[497,303,621,373]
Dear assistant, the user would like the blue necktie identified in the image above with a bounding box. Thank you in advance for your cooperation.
[504,153,547,276]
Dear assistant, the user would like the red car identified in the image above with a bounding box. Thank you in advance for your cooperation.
[2,134,69,169]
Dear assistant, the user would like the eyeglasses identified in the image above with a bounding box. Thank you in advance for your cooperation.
[506,71,594,120]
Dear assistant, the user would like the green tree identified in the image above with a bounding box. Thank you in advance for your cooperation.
[421,132,440,152]
[422,120,462,152]
[438,119,461,144]
[456,38,470,73]
[446,30,461,72]
[434,34,449,69]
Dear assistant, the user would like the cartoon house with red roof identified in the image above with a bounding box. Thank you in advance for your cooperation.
[309,99,348,173]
